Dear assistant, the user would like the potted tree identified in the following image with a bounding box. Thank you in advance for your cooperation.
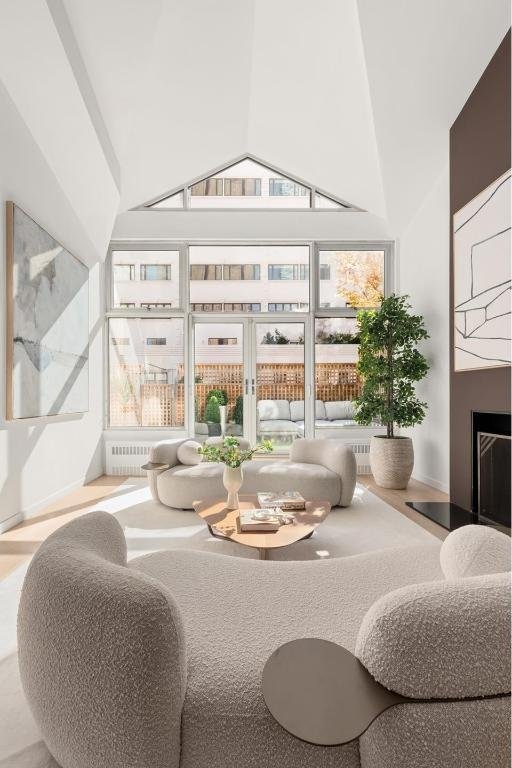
[204,395,221,436]
[355,294,429,489]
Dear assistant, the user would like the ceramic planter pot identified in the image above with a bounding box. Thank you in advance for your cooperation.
[370,436,414,489]
[223,465,243,509]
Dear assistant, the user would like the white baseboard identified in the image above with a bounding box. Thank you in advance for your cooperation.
[411,471,449,495]
[0,476,90,533]
[22,476,89,519]
[0,511,23,534]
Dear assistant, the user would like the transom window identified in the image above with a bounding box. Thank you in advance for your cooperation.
[208,337,238,345]
[138,155,356,211]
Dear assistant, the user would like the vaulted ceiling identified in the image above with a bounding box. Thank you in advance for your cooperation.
[1,0,510,249]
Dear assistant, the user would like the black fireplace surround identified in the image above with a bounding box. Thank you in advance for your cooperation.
[472,411,511,531]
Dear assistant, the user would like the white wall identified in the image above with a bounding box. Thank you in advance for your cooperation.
[398,162,450,492]
[0,82,105,529]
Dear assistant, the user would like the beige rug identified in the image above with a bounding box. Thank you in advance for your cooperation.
[0,480,439,767]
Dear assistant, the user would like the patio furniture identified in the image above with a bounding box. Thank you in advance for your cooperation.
[257,399,358,442]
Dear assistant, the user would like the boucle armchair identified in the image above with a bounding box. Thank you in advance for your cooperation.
[18,515,510,768]
[146,437,357,509]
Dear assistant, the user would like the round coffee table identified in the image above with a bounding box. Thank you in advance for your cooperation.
[262,638,407,745]
[193,495,331,559]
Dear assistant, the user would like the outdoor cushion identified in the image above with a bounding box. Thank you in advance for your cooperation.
[177,440,203,466]
[257,399,291,421]
[258,419,299,433]
[327,419,359,426]
[325,400,356,420]
[289,400,327,422]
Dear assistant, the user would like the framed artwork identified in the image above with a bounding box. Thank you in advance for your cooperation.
[5,202,89,419]
[453,169,511,372]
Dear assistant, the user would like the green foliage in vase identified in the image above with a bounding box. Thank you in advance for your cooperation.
[198,436,273,468]
[204,394,221,423]
[355,294,429,438]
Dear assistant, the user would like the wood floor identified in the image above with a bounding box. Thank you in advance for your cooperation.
[0,474,448,581]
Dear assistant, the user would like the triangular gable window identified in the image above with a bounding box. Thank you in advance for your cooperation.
[137,155,360,211]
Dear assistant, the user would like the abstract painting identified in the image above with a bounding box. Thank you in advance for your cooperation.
[453,169,511,371]
[6,203,89,418]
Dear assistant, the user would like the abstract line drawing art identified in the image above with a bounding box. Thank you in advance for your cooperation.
[453,169,511,371]
[5,203,89,419]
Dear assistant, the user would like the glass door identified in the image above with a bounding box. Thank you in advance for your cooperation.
[192,320,249,443]
[252,321,306,452]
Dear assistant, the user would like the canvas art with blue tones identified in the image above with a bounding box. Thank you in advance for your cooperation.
[6,202,89,419]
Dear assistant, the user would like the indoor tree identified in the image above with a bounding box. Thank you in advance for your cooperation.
[355,294,429,437]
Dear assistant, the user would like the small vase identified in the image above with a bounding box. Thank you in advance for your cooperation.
[223,465,243,509]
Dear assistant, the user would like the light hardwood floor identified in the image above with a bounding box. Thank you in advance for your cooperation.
[0,474,448,581]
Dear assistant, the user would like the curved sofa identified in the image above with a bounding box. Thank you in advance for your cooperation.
[17,514,511,768]
[147,437,357,509]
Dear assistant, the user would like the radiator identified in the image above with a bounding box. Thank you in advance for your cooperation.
[105,438,372,477]
[105,442,156,476]
[342,440,371,474]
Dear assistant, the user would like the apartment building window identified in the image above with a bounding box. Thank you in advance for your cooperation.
[223,178,261,196]
[146,337,167,346]
[268,302,309,312]
[113,264,135,281]
[141,302,173,309]
[223,264,260,280]
[190,303,223,312]
[208,337,238,345]
[144,371,168,383]
[190,178,223,196]
[140,264,172,280]
[268,264,309,280]
[190,264,223,280]
[224,302,261,312]
[319,264,331,280]
[269,179,308,197]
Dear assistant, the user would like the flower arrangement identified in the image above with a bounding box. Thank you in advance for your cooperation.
[198,436,273,468]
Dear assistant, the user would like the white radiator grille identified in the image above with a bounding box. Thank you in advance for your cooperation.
[343,440,371,474]
[105,442,155,476]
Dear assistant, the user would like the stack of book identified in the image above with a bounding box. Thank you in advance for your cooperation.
[257,491,306,510]
[239,509,282,532]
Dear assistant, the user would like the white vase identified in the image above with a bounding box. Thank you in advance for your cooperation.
[223,465,243,509]
[219,405,227,437]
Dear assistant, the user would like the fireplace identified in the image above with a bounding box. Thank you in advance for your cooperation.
[472,411,511,531]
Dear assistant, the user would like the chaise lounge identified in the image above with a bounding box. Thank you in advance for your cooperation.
[17,512,511,768]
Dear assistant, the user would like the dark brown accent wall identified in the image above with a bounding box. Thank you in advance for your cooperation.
[449,30,511,511]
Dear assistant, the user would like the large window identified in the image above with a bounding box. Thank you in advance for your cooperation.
[189,245,310,312]
[108,318,185,428]
[112,250,180,309]
[107,241,392,432]
[318,249,385,310]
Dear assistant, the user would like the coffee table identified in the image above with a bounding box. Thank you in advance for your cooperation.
[193,495,331,559]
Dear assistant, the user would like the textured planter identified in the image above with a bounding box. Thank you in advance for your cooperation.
[370,436,414,489]
[223,465,243,509]
[207,422,221,436]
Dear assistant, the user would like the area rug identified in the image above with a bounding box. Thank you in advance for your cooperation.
[0,480,440,767]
